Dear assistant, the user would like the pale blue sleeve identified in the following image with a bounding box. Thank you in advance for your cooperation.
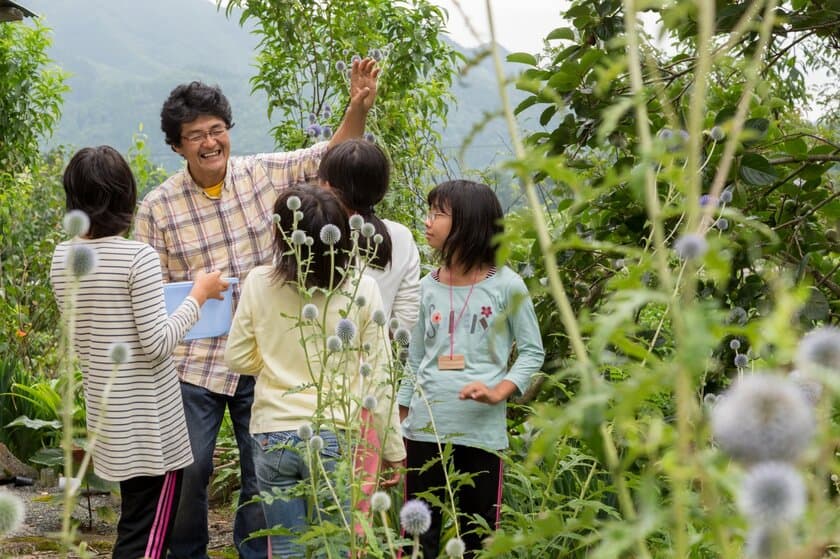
[398,295,426,407]
[502,274,544,395]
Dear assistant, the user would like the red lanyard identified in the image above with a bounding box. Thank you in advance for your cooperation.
[448,269,478,359]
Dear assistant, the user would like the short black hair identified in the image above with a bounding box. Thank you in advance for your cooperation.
[160,81,234,147]
[63,146,137,239]
[272,185,352,290]
[428,180,503,273]
[318,139,392,267]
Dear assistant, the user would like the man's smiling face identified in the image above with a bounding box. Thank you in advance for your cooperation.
[174,114,230,187]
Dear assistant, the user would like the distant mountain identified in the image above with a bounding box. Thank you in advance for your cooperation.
[26,0,528,173]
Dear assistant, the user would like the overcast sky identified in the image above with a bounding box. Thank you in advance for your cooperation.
[429,0,566,54]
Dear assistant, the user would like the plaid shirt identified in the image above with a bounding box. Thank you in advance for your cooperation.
[134,143,329,395]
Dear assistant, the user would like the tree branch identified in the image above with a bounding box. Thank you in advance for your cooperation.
[767,154,840,165]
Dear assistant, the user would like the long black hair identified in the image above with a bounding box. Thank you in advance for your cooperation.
[63,146,137,238]
[428,180,503,273]
[318,139,392,268]
[271,185,351,290]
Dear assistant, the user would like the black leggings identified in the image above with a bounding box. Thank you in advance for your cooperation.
[404,440,503,559]
[113,469,183,559]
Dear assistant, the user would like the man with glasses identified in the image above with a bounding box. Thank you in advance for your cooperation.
[134,58,380,559]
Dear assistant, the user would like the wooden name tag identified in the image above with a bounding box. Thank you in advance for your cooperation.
[438,354,465,370]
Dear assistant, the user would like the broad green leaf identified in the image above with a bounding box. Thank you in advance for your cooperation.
[5,415,61,431]
[739,153,778,185]
[547,27,575,41]
[506,52,538,66]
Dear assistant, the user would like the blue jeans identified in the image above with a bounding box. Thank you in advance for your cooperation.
[252,430,341,558]
[167,377,267,559]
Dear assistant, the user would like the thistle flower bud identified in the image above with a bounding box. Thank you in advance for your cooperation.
[360,223,376,238]
[445,537,466,558]
[710,126,725,142]
[734,353,749,368]
[372,309,387,326]
[309,435,324,452]
[730,339,741,351]
[62,210,90,238]
[108,342,132,364]
[373,233,383,244]
[302,303,319,321]
[297,423,313,440]
[394,327,411,346]
[319,224,341,245]
[67,244,97,278]
[720,189,733,204]
[335,61,346,72]
[335,318,357,343]
[738,462,806,526]
[400,499,431,536]
[327,335,343,353]
[287,196,302,210]
[362,394,378,410]
[291,230,307,245]
[355,295,367,307]
[359,363,372,378]
[795,326,840,373]
[370,491,391,512]
[673,233,707,261]
[349,214,364,230]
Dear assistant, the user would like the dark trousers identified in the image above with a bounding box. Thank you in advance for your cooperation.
[404,440,503,559]
[114,469,183,559]
[167,376,267,559]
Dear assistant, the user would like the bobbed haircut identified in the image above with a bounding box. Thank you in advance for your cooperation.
[318,139,392,268]
[62,146,137,239]
[428,180,503,273]
[272,185,352,290]
[160,81,234,147]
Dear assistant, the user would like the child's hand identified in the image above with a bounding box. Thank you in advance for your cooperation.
[380,459,402,488]
[189,270,229,306]
[459,380,517,405]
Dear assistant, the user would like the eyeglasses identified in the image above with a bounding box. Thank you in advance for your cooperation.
[181,125,230,145]
[426,210,450,222]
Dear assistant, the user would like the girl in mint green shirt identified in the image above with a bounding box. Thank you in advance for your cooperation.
[397,180,544,559]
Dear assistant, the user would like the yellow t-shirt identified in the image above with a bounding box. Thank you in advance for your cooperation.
[202,180,223,199]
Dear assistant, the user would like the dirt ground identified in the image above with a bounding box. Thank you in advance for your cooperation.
[0,484,238,558]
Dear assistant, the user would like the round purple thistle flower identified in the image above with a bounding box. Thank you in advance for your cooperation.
[711,373,815,464]
[335,318,357,343]
[108,342,132,364]
[335,60,346,72]
[657,128,674,142]
[445,537,466,558]
[67,244,97,278]
[400,499,432,536]
[321,125,333,139]
[372,309,387,326]
[319,224,341,245]
[323,105,332,119]
[291,230,307,245]
[370,48,383,61]
[738,462,806,526]
[734,353,749,368]
[302,303,319,321]
[297,423,313,440]
[729,306,748,325]
[673,233,708,261]
[364,132,375,143]
[349,214,364,230]
[351,54,362,64]
[362,394,378,410]
[394,327,411,346]
[306,124,321,137]
[308,112,317,125]
[309,435,324,452]
[720,189,733,204]
[359,362,372,378]
[326,335,343,353]
[730,339,741,351]
[715,218,729,231]
[700,194,718,207]
[795,326,840,373]
[370,491,391,512]
[710,126,725,142]
[286,195,302,210]
[355,295,367,307]
[63,210,90,238]
[360,222,376,238]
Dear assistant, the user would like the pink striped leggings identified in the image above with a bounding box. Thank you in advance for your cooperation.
[113,469,183,559]
[404,440,503,559]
